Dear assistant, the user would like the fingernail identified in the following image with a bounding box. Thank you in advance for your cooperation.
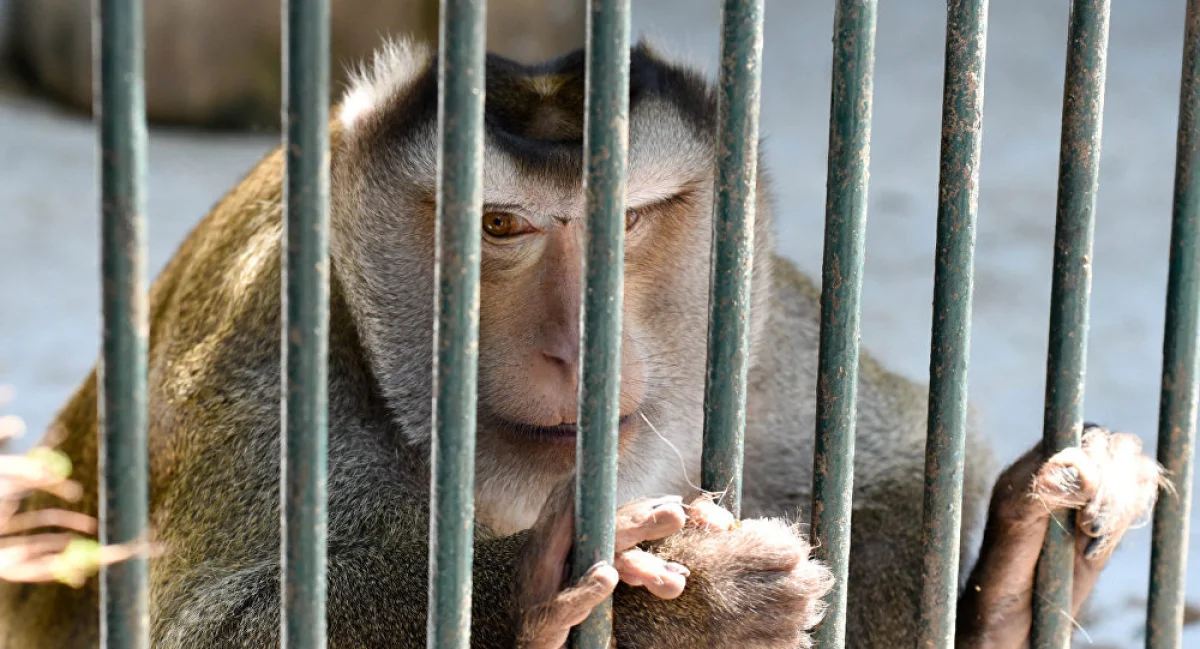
[1085,536,1105,559]
[1090,517,1104,536]
[652,496,684,510]
[587,561,610,575]
[664,562,690,576]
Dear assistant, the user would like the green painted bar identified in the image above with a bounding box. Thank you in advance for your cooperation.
[279,0,331,646]
[570,1,631,647]
[95,0,150,646]
[700,0,765,519]
[917,1,988,647]
[810,1,876,647]
[1146,1,1200,645]
[1031,1,1110,647]
[426,1,487,647]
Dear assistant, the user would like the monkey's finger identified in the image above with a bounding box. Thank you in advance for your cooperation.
[1070,431,1166,560]
[613,548,689,599]
[684,494,736,531]
[614,495,686,551]
[518,562,619,649]
[1029,446,1100,515]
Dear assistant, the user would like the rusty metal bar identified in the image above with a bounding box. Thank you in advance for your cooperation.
[917,1,988,647]
[426,0,488,647]
[94,0,150,646]
[700,0,766,518]
[279,0,331,645]
[1146,1,1200,646]
[810,1,877,647]
[1031,1,1110,647]
[570,1,631,647]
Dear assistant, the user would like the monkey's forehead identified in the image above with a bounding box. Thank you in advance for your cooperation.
[339,38,718,197]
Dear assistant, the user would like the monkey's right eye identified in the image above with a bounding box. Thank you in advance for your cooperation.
[482,212,535,240]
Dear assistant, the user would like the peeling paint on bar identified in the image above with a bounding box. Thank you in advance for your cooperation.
[427,1,488,647]
[279,0,332,647]
[95,0,150,645]
[917,1,988,647]
[810,1,877,648]
[570,1,631,647]
[1146,1,1200,646]
[1031,1,1110,647]
[700,0,765,519]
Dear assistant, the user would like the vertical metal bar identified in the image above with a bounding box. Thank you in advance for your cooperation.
[571,1,631,647]
[426,0,487,647]
[810,1,877,647]
[1146,1,1200,646]
[94,0,149,645]
[279,0,331,645]
[917,2,988,647]
[1031,1,1110,647]
[699,0,765,519]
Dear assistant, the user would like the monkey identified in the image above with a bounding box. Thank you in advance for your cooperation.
[0,39,1167,648]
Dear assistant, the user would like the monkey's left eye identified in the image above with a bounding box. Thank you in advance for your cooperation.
[482,212,535,239]
[625,209,641,231]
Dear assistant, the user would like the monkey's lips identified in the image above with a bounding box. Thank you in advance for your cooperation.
[487,412,636,442]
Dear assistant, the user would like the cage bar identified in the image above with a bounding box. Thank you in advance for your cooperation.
[1031,1,1110,647]
[279,0,331,646]
[94,0,150,646]
[1146,1,1200,645]
[699,0,766,518]
[426,1,488,647]
[916,1,988,647]
[570,1,631,647]
[810,1,877,647]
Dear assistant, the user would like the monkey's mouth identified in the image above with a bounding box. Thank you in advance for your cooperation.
[486,413,636,442]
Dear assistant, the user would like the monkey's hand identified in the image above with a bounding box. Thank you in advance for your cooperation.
[957,423,1168,649]
[608,494,834,648]
[513,477,691,649]
[513,481,834,649]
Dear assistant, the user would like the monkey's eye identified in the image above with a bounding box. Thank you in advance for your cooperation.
[482,212,534,239]
[625,209,641,231]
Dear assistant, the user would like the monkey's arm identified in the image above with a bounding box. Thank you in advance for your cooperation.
[954,425,1165,648]
[150,505,529,649]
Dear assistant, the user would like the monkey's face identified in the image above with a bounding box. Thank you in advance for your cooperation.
[332,41,773,530]
[469,126,713,467]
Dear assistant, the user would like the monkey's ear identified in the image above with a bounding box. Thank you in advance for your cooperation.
[339,37,434,131]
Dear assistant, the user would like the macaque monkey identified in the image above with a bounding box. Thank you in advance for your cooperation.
[0,40,1166,648]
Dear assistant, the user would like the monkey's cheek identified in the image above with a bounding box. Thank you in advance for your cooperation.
[613,548,689,599]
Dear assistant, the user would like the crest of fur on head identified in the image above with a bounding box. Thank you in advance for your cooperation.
[339,39,436,131]
[336,36,721,151]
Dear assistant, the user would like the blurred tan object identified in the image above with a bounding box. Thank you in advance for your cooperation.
[0,389,145,589]
[7,0,584,129]
[487,0,586,64]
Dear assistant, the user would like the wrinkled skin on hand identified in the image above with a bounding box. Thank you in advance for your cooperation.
[514,477,834,649]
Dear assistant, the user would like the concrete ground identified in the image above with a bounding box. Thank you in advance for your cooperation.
[0,0,1196,645]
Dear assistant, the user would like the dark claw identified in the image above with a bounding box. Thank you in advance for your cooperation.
[1082,421,1103,433]
[1090,516,1104,536]
[1085,535,1106,559]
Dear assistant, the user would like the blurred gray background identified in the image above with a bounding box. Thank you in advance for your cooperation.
[0,1,1196,646]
